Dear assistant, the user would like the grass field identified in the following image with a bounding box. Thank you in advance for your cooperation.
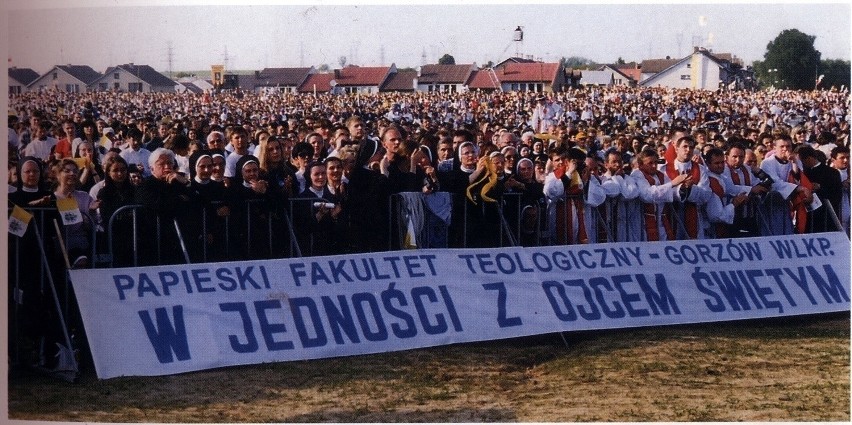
[8,313,849,422]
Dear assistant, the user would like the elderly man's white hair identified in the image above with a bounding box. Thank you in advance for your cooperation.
[149,147,176,169]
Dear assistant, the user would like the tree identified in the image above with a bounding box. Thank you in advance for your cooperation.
[560,56,597,70]
[438,54,456,65]
[819,59,851,90]
[481,60,494,69]
[316,64,331,72]
[756,29,821,90]
[338,56,348,68]
[616,57,626,65]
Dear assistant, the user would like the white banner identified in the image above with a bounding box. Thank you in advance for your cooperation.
[70,233,851,379]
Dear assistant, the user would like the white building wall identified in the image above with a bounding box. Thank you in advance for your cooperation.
[9,78,27,94]
[416,83,463,92]
[29,68,93,93]
[642,55,722,90]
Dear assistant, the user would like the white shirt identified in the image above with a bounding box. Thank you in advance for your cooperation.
[120,147,152,177]
[22,137,58,161]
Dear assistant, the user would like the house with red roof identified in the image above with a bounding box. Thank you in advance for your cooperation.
[381,70,417,92]
[298,73,335,94]
[416,64,475,92]
[493,62,565,92]
[465,69,502,92]
[331,65,396,94]
[597,64,637,86]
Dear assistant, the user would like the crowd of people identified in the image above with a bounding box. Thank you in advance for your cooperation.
[7,85,851,372]
[8,86,851,261]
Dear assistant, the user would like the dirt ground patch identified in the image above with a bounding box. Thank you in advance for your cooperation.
[8,313,849,422]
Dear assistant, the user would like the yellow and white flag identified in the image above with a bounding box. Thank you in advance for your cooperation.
[56,197,83,225]
[403,216,418,249]
[8,204,33,238]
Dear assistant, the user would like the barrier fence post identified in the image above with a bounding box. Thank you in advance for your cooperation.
[37,220,79,382]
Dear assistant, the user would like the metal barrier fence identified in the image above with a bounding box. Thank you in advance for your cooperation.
[546,191,843,244]
[5,189,846,368]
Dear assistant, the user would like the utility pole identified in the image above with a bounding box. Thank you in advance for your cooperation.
[223,45,230,70]
[167,41,174,78]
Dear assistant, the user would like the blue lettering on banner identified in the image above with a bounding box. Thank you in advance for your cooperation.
[290,297,328,348]
[321,295,361,344]
[113,267,271,300]
[219,302,260,353]
[459,248,644,275]
[69,233,851,379]
[664,241,763,265]
[692,264,848,313]
[544,274,680,321]
[768,237,833,259]
[482,282,523,328]
[289,256,439,286]
[138,306,191,364]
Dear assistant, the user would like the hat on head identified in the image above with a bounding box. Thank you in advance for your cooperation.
[575,131,587,139]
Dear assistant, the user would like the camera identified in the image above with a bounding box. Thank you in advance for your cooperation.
[313,202,335,209]
[752,168,774,188]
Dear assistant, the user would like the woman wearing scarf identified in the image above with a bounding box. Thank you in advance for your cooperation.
[226,154,279,259]
[186,150,229,262]
[295,161,344,255]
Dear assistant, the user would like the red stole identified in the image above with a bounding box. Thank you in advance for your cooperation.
[708,175,729,238]
[555,172,589,245]
[666,161,701,239]
[641,170,674,241]
[728,165,751,186]
[788,165,813,234]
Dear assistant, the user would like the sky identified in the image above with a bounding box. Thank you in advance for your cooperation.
[5,1,851,75]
